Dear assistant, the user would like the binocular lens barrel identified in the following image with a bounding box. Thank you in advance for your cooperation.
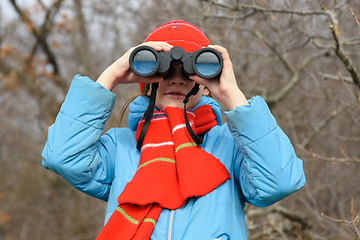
[132,50,158,75]
[194,52,220,77]
[129,46,222,79]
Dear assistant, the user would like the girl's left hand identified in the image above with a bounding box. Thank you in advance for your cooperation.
[189,45,249,110]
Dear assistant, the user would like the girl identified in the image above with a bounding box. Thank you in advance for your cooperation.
[42,20,305,240]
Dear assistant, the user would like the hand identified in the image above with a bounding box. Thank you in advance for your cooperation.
[96,42,173,91]
[190,45,249,110]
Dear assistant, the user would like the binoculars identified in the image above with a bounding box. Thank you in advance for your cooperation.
[129,46,223,79]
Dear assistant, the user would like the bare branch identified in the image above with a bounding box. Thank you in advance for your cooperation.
[264,50,324,106]
[298,145,360,163]
[324,8,360,89]
[202,12,257,21]
[330,24,341,51]
[330,24,360,88]
[310,38,334,50]
[321,198,360,240]
[202,0,360,90]
[321,213,347,223]
[308,8,360,88]
[6,0,68,123]
[300,103,348,148]
[334,0,352,10]
[350,8,360,27]
[247,203,310,228]
[319,72,353,83]
[8,0,64,76]
[344,38,360,46]
[199,0,327,16]
[254,30,295,72]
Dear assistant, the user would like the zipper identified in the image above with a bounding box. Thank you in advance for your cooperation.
[168,210,175,240]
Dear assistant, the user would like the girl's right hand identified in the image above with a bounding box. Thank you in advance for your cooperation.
[96,42,173,91]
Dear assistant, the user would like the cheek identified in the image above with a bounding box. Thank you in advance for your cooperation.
[187,89,204,109]
[155,95,165,110]
[196,86,205,99]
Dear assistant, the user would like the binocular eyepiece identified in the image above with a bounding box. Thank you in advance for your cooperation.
[129,46,223,79]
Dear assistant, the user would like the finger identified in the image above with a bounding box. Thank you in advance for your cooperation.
[139,41,173,52]
[207,45,232,67]
[131,73,164,84]
[147,74,164,84]
[189,75,209,88]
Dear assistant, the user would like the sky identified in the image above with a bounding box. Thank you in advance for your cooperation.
[0,0,18,22]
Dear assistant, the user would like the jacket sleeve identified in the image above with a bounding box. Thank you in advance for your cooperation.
[225,96,306,207]
[42,75,117,201]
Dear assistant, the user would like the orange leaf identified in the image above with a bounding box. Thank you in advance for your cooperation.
[0,211,11,225]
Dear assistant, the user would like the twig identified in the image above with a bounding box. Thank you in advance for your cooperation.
[319,72,353,83]
[321,198,360,240]
[310,39,334,50]
[350,8,360,27]
[334,0,352,10]
[330,24,341,52]
[300,96,354,148]
[328,19,360,88]
[199,0,327,16]
[8,0,64,75]
[298,145,360,163]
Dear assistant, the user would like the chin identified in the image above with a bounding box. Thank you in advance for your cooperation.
[156,100,186,110]
[167,104,184,109]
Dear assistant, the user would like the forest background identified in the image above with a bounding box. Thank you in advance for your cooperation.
[1,0,360,239]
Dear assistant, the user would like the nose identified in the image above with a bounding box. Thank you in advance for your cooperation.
[169,77,187,86]
[168,65,187,86]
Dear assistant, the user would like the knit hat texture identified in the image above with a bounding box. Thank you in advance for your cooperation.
[139,20,211,94]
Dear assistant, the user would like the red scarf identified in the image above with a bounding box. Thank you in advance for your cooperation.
[96,105,230,240]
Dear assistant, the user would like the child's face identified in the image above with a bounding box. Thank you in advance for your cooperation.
[155,65,204,110]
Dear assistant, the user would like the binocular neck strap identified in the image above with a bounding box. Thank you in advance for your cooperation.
[136,82,158,151]
[183,83,203,145]
[137,82,203,151]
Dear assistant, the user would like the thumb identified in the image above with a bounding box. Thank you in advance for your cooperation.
[189,75,207,87]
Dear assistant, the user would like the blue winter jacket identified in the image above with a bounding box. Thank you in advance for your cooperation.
[42,75,305,240]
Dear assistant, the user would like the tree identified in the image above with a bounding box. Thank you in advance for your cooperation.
[1,0,359,239]
[196,0,360,238]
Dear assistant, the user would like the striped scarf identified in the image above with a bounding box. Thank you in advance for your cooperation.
[96,105,230,240]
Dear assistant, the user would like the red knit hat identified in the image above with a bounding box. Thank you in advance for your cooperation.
[139,20,211,94]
